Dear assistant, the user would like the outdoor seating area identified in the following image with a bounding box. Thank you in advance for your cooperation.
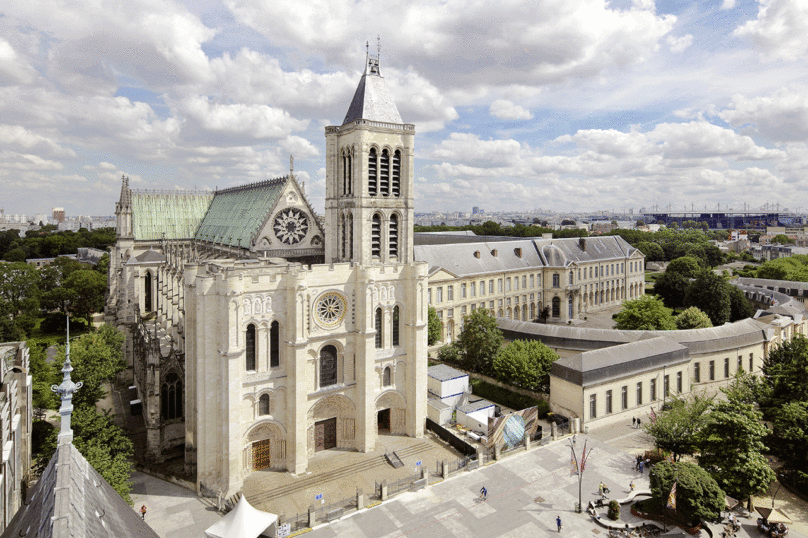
[757,507,792,538]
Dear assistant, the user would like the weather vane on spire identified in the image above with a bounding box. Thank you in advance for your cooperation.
[51,314,83,445]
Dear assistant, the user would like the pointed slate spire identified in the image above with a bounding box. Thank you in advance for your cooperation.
[51,315,83,445]
[342,39,403,125]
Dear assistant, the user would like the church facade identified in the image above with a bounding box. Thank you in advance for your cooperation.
[107,52,428,495]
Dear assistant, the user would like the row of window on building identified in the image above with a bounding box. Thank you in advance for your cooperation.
[340,147,403,198]
[589,374,682,419]
[693,354,754,383]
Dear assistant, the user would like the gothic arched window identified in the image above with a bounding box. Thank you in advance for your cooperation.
[375,308,383,349]
[340,213,346,259]
[392,305,400,346]
[368,147,378,196]
[383,366,392,387]
[320,345,338,387]
[259,394,270,416]
[161,372,183,421]
[144,271,152,312]
[371,214,381,258]
[246,324,256,371]
[270,321,280,368]
[392,149,401,197]
[389,214,399,258]
[379,149,390,195]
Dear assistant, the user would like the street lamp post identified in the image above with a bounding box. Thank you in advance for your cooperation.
[569,439,592,513]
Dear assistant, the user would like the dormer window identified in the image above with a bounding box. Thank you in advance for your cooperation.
[491,249,498,257]
[515,248,522,258]
[474,251,481,259]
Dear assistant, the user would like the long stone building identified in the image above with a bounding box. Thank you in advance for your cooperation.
[106,52,428,496]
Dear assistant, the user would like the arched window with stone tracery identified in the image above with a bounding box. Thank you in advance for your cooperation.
[389,214,399,258]
[270,321,280,368]
[392,149,401,197]
[368,147,378,196]
[161,372,183,421]
[320,345,338,387]
[259,394,270,415]
[371,213,381,258]
[383,366,392,387]
[392,305,400,346]
[246,324,256,371]
[375,308,383,349]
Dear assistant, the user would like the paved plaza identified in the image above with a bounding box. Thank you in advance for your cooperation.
[129,421,808,538]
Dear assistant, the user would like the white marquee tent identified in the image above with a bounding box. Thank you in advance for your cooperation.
[204,495,278,538]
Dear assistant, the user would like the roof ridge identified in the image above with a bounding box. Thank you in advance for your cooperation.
[217,176,288,195]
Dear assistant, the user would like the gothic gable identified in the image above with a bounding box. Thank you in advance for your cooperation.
[253,177,324,256]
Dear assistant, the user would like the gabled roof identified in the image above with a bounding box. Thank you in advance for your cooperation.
[195,178,287,248]
[127,249,166,264]
[342,56,402,125]
[1,442,159,538]
[131,190,213,240]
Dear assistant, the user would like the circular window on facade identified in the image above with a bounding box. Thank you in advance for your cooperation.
[314,291,347,329]
[273,208,309,245]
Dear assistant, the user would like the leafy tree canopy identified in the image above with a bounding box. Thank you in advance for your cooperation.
[644,394,713,461]
[666,256,702,278]
[650,461,725,523]
[493,339,558,392]
[427,306,442,346]
[614,295,675,331]
[675,307,713,330]
[684,271,731,326]
[653,271,690,310]
[454,309,503,373]
[772,234,795,245]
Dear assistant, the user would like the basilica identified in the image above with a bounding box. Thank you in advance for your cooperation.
[106,52,428,496]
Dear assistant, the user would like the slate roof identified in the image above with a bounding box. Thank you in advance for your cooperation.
[131,190,213,240]
[498,316,774,356]
[551,338,690,387]
[194,178,287,248]
[1,442,159,538]
[342,57,403,125]
[427,364,468,382]
[414,236,638,277]
[127,249,166,264]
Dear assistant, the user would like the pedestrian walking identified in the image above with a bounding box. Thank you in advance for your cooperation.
[639,460,645,474]
[637,418,642,428]
[635,455,641,470]
[556,515,562,532]
[630,480,635,491]
[572,434,576,446]
[140,505,147,521]
[632,417,636,428]
[480,486,487,501]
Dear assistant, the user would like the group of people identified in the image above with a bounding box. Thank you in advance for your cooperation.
[632,417,643,428]
[758,518,789,537]
[634,454,649,474]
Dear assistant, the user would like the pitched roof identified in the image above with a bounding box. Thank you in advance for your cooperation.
[342,56,402,125]
[195,178,287,248]
[1,442,160,538]
[428,364,468,382]
[131,190,213,240]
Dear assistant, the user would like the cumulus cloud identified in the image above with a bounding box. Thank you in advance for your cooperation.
[180,96,309,139]
[0,38,38,84]
[666,34,693,53]
[721,0,736,8]
[713,86,808,142]
[489,99,533,120]
[734,0,808,60]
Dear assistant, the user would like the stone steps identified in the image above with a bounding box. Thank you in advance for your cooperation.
[246,442,433,506]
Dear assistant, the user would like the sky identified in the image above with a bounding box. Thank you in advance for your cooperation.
[2,0,808,218]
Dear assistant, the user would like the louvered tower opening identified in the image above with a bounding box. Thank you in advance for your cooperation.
[389,214,398,258]
[379,149,390,195]
[392,150,401,197]
[368,148,378,196]
[371,213,381,258]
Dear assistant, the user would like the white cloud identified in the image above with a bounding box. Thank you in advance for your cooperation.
[734,0,808,60]
[666,34,693,53]
[0,38,37,84]
[721,0,736,8]
[180,96,308,139]
[713,86,808,142]
[489,99,533,120]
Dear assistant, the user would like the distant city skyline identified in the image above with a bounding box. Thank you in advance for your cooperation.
[2,0,807,216]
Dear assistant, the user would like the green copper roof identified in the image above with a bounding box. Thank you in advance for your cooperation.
[131,191,213,240]
[195,178,287,248]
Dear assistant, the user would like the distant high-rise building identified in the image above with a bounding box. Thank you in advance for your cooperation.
[472,207,484,214]
[52,207,66,223]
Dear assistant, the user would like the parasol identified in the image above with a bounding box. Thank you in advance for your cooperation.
[756,507,792,525]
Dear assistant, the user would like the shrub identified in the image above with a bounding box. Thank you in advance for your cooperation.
[607,500,620,520]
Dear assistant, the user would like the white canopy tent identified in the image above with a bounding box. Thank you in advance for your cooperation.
[205,495,278,538]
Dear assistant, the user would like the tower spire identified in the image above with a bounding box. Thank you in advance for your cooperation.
[51,315,83,445]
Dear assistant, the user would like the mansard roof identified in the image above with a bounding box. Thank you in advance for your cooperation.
[342,55,403,125]
[1,442,159,538]
[532,236,636,265]
[131,189,213,240]
[194,177,287,248]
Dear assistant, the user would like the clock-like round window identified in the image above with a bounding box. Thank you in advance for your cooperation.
[273,208,309,245]
[314,291,347,329]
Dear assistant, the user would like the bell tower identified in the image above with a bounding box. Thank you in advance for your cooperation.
[325,43,415,266]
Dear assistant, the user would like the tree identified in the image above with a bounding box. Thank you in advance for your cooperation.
[493,339,559,392]
[650,461,725,523]
[29,344,59,419]
[454,309,503,373]
[772,234,794,245]
[64,269,107,324]
[728,285,755,321]
[697,374,775,503]
[653,272,690,310]
[761,335,808,408]
[772,401,808,487]
[427,306,442,346]
[614,295,675,331]
[666,256,702,278]
[0,262,40,317]
[684,271,731,326]
[55,324,126,409]
[675,307,713,330]
[636,241,664,261]
[644,394,712,461]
